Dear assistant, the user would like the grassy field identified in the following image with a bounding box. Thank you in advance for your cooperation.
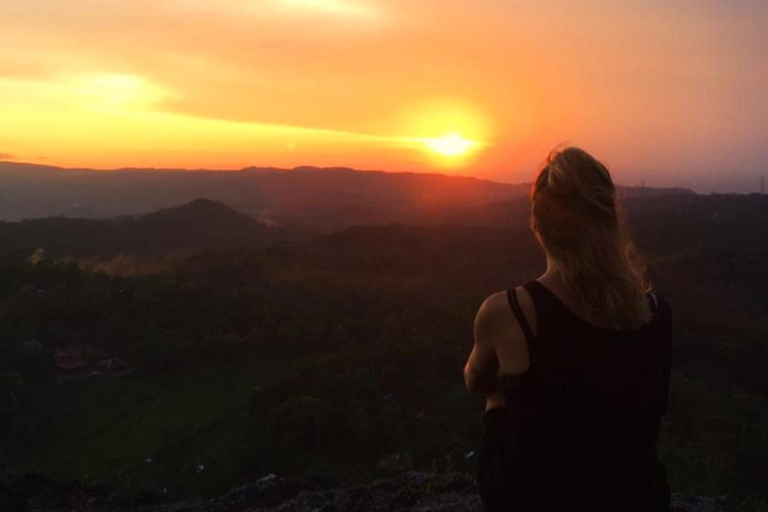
[19,357,289,489]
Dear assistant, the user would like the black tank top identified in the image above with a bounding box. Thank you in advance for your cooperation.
[498,280,672,511]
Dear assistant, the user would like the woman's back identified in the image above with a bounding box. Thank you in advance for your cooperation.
[466,147,673,511]
[477,279,672,512]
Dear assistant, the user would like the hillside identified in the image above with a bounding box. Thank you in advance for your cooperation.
[0,199,275,260]
[0,187,764,510]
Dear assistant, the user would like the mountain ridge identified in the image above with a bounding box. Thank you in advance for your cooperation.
[0,161,696,227]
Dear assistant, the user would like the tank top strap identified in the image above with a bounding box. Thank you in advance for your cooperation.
[518,279,565,343]
[506,287,535,344]
[506,283,541,369]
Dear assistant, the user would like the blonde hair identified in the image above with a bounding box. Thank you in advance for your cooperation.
[531,147,651,330]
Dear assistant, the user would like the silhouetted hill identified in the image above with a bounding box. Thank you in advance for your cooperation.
[419,187,700,230]
[623,193,768,253]
[0,199,273,259]
[132,199,271,253]
[0,161,694,230]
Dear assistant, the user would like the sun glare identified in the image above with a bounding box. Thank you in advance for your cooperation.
[278,0,380,19]
[67,73,170,112]
[425,134,478,157]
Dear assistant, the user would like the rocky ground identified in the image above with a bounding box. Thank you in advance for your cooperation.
[1,466,734,512]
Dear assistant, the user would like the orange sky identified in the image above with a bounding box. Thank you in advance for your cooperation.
[0,1,766,191]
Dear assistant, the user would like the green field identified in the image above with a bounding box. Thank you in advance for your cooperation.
[18,358,289,492]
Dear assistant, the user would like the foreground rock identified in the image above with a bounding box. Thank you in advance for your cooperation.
[0,466,733,512]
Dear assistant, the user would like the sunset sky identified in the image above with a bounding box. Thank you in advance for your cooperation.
[1,1,765,192]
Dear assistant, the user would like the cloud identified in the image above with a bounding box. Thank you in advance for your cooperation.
[0,153,14,160]
[61,73,174,112]
[158,0,386,23]
[275,0,383,19]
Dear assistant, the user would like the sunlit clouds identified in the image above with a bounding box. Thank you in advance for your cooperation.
[0,69,486,169]
[63,73,172,112]
[0,1,766,190]
[177,0,385,22]
[276,0,383,19]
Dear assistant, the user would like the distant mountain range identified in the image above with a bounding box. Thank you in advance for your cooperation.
[0,161,695,229]
[0,198,275,260]
[0,192,764,270]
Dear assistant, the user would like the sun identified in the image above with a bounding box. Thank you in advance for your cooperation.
[425,134,478,157]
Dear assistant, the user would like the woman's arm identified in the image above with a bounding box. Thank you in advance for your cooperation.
[464,293,504,394]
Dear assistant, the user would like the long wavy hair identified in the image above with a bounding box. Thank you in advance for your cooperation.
[531,147,651,329]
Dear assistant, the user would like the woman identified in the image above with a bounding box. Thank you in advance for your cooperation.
[464,147,672,512]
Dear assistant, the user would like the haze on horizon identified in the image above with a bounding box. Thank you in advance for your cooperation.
[0,0,765,193]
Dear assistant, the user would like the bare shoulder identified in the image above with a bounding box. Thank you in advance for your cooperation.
[476,287,536,332]
[475,286,535,375]
[476,291,509,320]
[473,291,507,345]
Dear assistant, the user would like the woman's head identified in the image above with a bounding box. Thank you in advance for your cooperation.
[531,147,651,329]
